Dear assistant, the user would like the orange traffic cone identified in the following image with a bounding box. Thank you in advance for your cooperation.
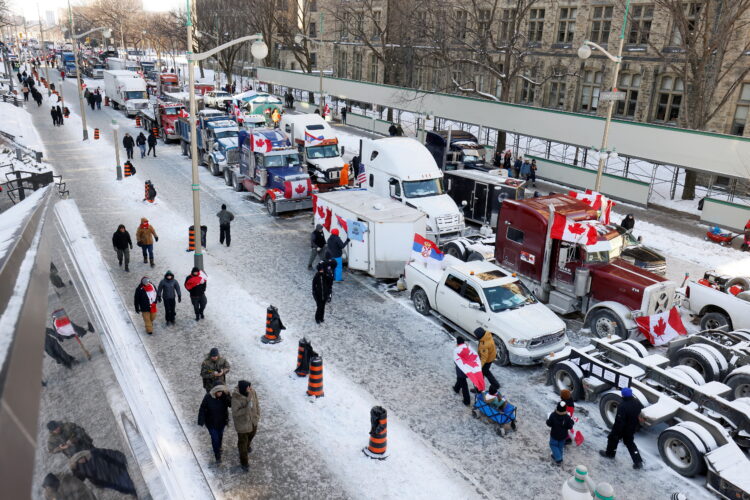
[363,406,388,459]
[306,356,324,397]
[93,128,100,139]
[135,116,141,127]
[261,305,284,344]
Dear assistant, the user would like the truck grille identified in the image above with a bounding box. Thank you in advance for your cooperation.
[328,169,340,180]
[132,102,148,110]
[226,149,239,165]
[529,329,566,350]
[436,213,461,231]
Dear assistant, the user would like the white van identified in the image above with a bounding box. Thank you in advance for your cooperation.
[280,113,346,184]
[361,137,465,243]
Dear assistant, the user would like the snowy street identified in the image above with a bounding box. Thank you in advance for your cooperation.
[17,71,746,499]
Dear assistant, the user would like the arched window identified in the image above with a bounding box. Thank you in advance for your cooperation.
[579,70,602,112]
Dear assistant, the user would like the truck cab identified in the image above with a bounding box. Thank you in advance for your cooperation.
[232,128,313,215]
[361,137,465,244]
[281,113,346,185]
[159,73,180,94]
[425,130,489,171]
[494,194,677,339]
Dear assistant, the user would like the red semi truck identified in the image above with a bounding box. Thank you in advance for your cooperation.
[137,101,187,142]
[494,194,677,338]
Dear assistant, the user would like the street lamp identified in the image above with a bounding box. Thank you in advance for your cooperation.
[577,0,631,192]
[36,4,51,97]
[294,33,324,109]
[112,120,123,180]
[186,0,267,269]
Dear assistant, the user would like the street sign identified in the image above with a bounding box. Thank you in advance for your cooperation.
[600,91,626,101]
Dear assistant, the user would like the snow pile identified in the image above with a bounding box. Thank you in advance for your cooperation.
[0,186,48,263]
[0,102,45,152]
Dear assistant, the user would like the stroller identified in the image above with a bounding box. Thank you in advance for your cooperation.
[472,391,517,436]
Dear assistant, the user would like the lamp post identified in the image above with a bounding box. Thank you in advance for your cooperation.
[577,0,631,192]
[112,120,123,180]
[186,0,267,269]
[37,4,51,97]
[294,33,324,109]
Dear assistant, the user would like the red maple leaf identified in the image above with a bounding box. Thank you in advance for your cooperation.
[254,138,265,149]
[567,223,585,235]
[653,317,667,337]
[457,347,480,368]
[317,206,325,218]
[295,183,305,194]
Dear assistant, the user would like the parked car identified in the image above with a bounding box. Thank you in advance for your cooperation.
[683,272,750,331]
[615,226,667,275]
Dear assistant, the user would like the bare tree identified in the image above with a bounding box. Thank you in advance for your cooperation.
[275,0,316,72]
[0,0,12,29]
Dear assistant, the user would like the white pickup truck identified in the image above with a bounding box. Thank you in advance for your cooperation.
[405,259,568,365]
[683,274,750,331]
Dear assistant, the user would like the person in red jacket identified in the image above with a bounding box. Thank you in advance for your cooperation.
[134,277,158,334]
[185,267,207,321]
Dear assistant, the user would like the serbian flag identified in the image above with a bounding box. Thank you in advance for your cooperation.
[454,343,485,392]
[250,133,272,153]
[550,212,598,245]
[635,307,687,346]
[412,234,444,265]
[305,130,324,145]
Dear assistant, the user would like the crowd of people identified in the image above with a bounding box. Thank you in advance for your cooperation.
[493,150,538,187]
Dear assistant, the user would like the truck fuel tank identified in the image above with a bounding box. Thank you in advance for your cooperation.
[575,268,591,297]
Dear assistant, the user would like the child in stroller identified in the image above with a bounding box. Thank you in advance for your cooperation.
[472,390,517,436]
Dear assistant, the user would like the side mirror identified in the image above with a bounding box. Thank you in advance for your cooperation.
[637,236,643,243]
[468,302,484,311]
[388,177,398,185]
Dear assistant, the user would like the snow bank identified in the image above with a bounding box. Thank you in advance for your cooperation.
[0,186,48,263]
[0,102,45,153]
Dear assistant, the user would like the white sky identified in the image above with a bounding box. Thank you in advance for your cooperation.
[10,0,182,24]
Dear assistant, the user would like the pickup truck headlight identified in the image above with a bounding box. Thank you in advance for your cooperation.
[508,338,529,348]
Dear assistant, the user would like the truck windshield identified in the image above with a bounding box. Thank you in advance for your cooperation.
[215,130,238,139]
[125,91,147,100]
[266,154,302,167]
[307,144,339,159]
[403,178,444,198]
[483,281,538,312]
[583,236,624,263]
[163,108,181,116]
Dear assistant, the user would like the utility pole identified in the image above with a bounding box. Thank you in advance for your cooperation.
[186,0,203,270]
[37,4,51,97]
[68,0,89,140]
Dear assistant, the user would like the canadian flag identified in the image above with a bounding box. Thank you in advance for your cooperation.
[569,190,616,225]
[634,307,687,346]
[550,212,599,245]
[53,316,76,337]
[454,344,485,392]
[178,108,189,118]
[251,133,272,153]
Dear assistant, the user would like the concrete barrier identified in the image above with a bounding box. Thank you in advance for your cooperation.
[700,198,750,232]
[344,112,390,136]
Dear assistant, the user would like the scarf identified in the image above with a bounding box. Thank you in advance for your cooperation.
[185,270,207,290]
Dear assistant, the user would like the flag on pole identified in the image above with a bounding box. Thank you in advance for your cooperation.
[635,307,687,346]
[549,213,599,245]
[568,190,616,225]
[412,234,444,266]
[356,162,366,185]
[454,344,485,392]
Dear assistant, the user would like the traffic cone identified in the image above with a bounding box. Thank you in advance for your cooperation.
[93,128,100,140]
[261,305,284,344]
[187,226,195,252]
[152,127,159,137]
[306,356,324,397]
[294,338,316,377]
[135,116,141,127]
[104,96,109,106]
[363,406,388,459]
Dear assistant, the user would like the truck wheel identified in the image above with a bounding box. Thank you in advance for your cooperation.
[658,425,708,477]
[616,339,648,358]
[113,102,119,110]
[232,173,243,192]
[670,365,706,386]
[265,197,277,216]
[598,391,622,429]
[549,361,583,400]
[670,345,720,382]
[223,168,232,186]
[587,308,626,338]
[209,159,220,176]
[495,338,510,366]
[443,242,466,261]
[700,312,732,332]
[726,372,750,400]
[411,287,430,315]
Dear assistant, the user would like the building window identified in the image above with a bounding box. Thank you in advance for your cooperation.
[355,11,364,35]
[309,0,317,12]
[352,51,363,80]
[455,10,468,40]
[336,51,348,78]
[547,74,566,109]
[519,77,536,104]
[372,11,381,38]
[414,66,424,88]
[557,7,577,43]
[654,76,683,123]
[499,9,516,41]
[416,11,428,40]
[579,70,602,112]
[478,9,491,38]
[589,5,613,44]
[628,4,653,45]
[369,54,379,82]
[339,14,349,39]
[309,22,317,38]
[528,9,545,42]
[615,73,641,118]
[669,2,702,46]
[310,52,317,69]
[495,79,503,99]
[730,83,750,136]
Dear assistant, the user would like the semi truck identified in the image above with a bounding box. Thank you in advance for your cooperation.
[106,57,140,72]
[444,169,526,227]
[138,101,187,142]
[227,128,313,215]
[61,51,76,77]
[103,70,149,117]
[176,109,239,176]
[280,113,347,186]
[425,130,490,171]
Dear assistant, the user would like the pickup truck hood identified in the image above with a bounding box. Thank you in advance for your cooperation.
[308,156,344,171]
[621,245,665,264]
[406,194,460,218]
[486,303,565,340]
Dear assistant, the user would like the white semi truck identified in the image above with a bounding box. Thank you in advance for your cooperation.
[103,70,149,117]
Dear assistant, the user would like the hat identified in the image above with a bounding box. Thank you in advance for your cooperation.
[42,473,60,489]
[165,270,174,278]
[621,387,633,398]
[456,337,465,345]
[556,401,568,415]
[473,327,487,338]
[191,266,200,274]
[209,347,219,357]
[331,228,339,235]
[46,420,60,431]
[560,389,572,400]
[238,380,251,396]
[141,277,150,286]
[315,224,323,231]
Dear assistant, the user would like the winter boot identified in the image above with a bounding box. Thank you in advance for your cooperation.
[125,264,129,272]
[143,257,148,264]
[118,258,122,267]
[599,450,615,459]
[149,258,155,268]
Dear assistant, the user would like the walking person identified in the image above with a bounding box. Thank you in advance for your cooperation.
[136,131,147,158]
[50,105,58,126]
[112,224,133,272]
[326,228,349,282]
[68,448,137,496]
[22,84,29,101]
[512,156,523,178]
[476,329,500,394]
[135,217,158,267]
[134,277,158,335]
[308,224,326,269]
[95,90,102,110]
[147,130,158,157]
[312,263,331,324]
[452,337,471,406]
[47,421,94,458]
[232,380,260,472]
[599,387,644,469]
[216,204,234,247]
[529,159,537,187]
[123,132,135,160]
[201,348,231,392]
[547,401,575,465]
[198,384,231,463]
[520,159,532,182]
[157,271,181,325]
[185,267,207,321]
[56,105,64,125]
[42,472,96,500]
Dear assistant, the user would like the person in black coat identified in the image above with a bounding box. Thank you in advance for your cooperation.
[68,448,136,495]
[112,224,133,272]
[122,133,135,160]
[136,132,147,158]
[147,131,158,157]
[44,328,76,369]
[547,401,575,465]
[600,387,644,468]
[184,267,207,320]
[198,384,231,463]
[312,263,331,324]
[621,214,635,231]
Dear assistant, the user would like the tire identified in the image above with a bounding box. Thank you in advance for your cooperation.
[224,168,232,186]
[599,391,622,429]
[411,287,430,316]
[466,251,485,262]
[731,329,750,342]
[726,277,750,291]
[587,308,626,339]
[671,345,720,382]
[232,172,243,192]
[549,361,584,400]
[620,339,648,358]
[670,365,706,386]
[495,338,510,366]
[700,311,732,332]
[113,101,119,110]
[726,372,750,400]
[266,197,277,216]
[658,425,708,477]
[443,241,466,261]
[210,159,221,176]
[694,343,729,378]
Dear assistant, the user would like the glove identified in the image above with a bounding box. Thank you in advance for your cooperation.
[155,236,159,242]
[178,297,181,303]
[157,298,162,303]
